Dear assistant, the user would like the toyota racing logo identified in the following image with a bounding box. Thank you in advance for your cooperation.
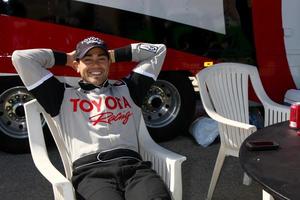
[70,96,133,125]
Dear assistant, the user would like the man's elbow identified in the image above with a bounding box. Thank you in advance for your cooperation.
[157,44,167,56]
[11,50,22,64]
[159,44,166,51]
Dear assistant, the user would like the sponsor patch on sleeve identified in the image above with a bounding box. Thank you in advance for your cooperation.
[112,80,126,86]
[139,43,158,53]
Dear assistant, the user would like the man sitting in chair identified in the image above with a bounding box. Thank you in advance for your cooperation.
[12,36,170,200]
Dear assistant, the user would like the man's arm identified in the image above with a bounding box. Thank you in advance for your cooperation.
[12,49,67,117]
[111,43,167,106]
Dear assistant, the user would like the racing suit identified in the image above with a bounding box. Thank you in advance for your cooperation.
[12,43,171,200]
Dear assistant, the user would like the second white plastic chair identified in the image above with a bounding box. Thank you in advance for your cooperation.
[196,63,290,200]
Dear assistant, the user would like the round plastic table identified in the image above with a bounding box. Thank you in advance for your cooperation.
[239,121,300,200]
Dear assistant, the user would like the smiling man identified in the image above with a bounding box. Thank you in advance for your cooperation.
[12,36,170,200]
[72,37,111,86]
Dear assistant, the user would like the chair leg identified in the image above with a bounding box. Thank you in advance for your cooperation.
[242,172,252,185]
[262,190,274,200]
[206,148,226,200]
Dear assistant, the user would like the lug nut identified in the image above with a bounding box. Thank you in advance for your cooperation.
[6,106,12,111]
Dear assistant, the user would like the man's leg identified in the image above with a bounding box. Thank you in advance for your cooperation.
[124,168,172,200]
[75,176,124,200]
[72,149,147,200]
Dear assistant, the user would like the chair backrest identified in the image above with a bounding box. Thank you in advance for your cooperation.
[198,63,252,124]
[196,63,290,153]
[30,100,144,181]
[36,100,73,179]
[197,63,253,152]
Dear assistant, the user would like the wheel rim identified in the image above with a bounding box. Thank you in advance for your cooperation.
[142,80,181,128]
[0,86,34,139]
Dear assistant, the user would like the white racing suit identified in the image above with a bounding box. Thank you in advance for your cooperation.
[13,43,172,200]
[12,43,166,162]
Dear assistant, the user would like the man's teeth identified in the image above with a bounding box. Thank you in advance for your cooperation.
[90,72,101,75]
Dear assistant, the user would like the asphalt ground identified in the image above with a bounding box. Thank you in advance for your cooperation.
[0,133,263,200]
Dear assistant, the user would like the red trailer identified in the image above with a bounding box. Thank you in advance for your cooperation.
[0,0,297,153]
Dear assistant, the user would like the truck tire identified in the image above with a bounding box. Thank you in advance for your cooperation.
[142,72,196,142]
[0,77,41,153]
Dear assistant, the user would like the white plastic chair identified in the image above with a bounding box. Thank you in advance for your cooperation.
[24,99,186,200]
[196,63,290,200]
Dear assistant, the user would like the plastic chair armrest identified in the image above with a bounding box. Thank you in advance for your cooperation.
[264,103,290,114]
[139,139,186,200]
[206,108,257,131]
[138,118,186,200]
[25,100,75,200]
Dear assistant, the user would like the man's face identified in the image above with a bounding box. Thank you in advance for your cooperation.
[75,47,110,86]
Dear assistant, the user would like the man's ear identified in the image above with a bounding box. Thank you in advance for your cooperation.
[72,60,80,73]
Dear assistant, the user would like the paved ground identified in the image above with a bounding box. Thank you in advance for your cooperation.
[0,134,262,200]
[161,136,262,200]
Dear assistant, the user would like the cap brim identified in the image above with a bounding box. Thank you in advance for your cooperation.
[77,45,108,59]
